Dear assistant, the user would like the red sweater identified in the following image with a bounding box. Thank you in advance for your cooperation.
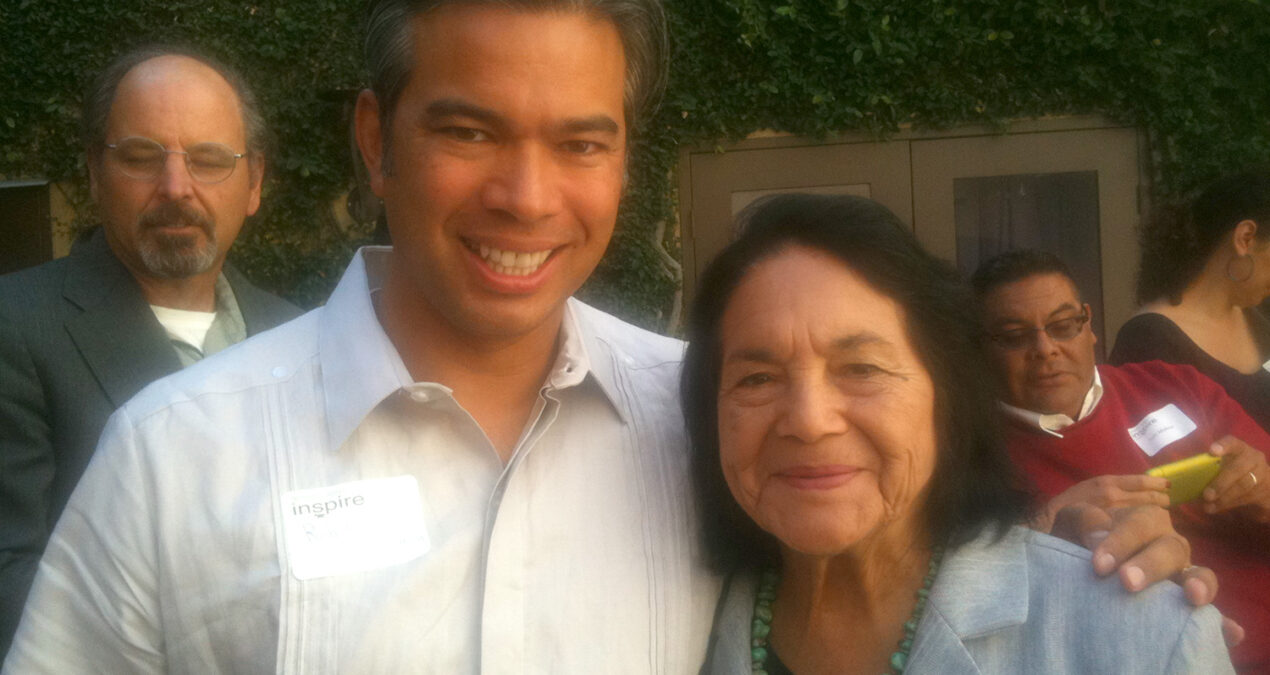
[1005,361,1270,672]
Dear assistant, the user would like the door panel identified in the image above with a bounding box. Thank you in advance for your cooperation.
[910,127,1142,346]
[682,140,912,310]
[678,119,1146,346]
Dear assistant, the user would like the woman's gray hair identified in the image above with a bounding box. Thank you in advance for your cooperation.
[82,45,269,166]
[364,0,668,171]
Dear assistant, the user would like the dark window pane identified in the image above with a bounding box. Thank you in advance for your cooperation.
[954,171,1105,359]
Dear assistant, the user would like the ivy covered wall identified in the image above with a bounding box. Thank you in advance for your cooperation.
[0,1,370,306]
[2,1,1267,329]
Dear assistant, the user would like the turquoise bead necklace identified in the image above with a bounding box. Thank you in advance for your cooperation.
[749,547,944,675]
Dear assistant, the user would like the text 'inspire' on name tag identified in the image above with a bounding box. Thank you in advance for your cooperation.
[1127,404,1198,457]
[281,476,430,580]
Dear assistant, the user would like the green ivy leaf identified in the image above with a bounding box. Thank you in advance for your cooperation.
[5,0,1269,327]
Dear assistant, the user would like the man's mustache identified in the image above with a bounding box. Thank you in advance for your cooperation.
[138,202,214,238]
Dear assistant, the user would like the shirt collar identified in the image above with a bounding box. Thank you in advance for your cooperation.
[212,272,242,323]
[561,298,629,424]
[999,367,1103,438]
[319,248,627,450]
[545,301,589,390]
[206,272,247,351]
[319,247,418,451]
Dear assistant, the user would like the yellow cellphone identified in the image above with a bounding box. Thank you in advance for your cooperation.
[1145,453,1223,505]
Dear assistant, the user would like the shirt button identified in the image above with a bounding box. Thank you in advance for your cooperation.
[271,366,288,378]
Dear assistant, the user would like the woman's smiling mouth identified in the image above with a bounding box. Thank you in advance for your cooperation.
[775,465,859,490]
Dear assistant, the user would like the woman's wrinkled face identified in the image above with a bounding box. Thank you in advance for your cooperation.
[716,246,938,556]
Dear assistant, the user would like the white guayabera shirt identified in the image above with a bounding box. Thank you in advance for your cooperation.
[6,248,720,674]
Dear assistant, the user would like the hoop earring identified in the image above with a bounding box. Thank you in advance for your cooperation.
[1226,253,1255,282]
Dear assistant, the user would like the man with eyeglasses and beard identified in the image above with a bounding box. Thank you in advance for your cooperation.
[0,45,299,656]
[974,249,1270,671]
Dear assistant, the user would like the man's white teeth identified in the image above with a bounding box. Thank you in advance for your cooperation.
[477,245,551,276]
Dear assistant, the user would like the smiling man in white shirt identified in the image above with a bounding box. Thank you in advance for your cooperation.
[5,2,720,672]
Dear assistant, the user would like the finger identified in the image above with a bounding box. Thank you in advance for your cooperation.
[1174,565,1218,607]
[1202,442,1257,508]
[1209,437,1264,472]
[1205,446,1255,496]
[1049,502,1113,564]
[1207,435,1249,458]
[1112,474,1171,493]
[1250,475,1270,513]
[1091,506,1190,587]
[1104,490,1171,510]
[1085,475,1171,505]
[1204,466,1258,513]
[1115,532,1193,593]
[1222,617,1246,648]
[1205,437,1270,515]
[1132,489,1172,509]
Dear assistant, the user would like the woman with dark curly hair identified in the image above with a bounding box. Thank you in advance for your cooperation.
[1113,167,1270,430]
[684,194,1232,673]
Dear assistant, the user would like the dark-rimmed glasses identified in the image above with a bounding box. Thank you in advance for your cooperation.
[104,136,245,184]
[987,311,1089,350]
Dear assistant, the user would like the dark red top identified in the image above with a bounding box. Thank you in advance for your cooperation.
[1005,361,1270,672]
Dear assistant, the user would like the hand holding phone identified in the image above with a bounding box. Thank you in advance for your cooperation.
[1146,453,1223,505]
[1202,436,1270,521]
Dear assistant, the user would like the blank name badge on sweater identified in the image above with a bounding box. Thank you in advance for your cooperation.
[1127,404,1198,457]
[282,476,430,580]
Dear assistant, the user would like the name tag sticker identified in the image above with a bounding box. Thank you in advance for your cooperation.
[1127,404,1198,457]
[281,476,430,580]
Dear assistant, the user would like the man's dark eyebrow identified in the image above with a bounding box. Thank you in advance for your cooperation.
[990,302,1083,330]
[559,115,620,135]
[424,98,504,129]
[421,99,619,138]
[1046,303,1082,320]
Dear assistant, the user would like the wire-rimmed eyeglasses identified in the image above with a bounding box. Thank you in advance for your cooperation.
[104,136,246,184]
[987,311,1090,351]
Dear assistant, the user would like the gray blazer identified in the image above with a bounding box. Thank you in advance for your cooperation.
[0,229,301,654]
[703,526,1232,674]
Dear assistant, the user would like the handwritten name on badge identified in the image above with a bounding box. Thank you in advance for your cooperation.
[281,476,430,580]
[1127,404,1198,457]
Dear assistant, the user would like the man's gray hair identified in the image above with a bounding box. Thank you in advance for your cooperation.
[82,44,268,166]
[364,0,668,169]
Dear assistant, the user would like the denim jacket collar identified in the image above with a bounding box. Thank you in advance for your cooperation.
[907,527,1031,672]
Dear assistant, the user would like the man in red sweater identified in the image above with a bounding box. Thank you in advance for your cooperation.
[973,250,1270,672]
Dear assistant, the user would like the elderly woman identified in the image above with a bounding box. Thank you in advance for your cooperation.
[1113,167,1270,431]
[683,194,1232,673]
